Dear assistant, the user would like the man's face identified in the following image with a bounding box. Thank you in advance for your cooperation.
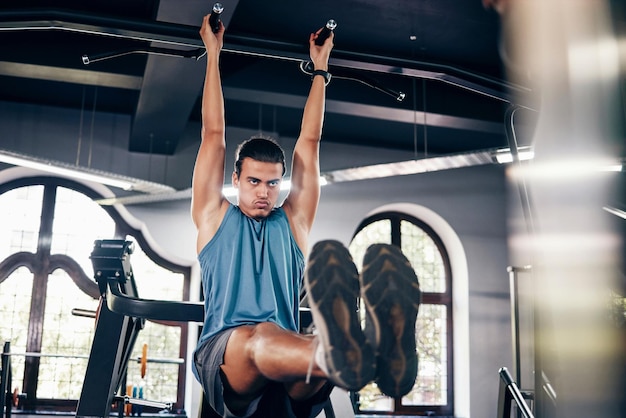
[233,158,283,220]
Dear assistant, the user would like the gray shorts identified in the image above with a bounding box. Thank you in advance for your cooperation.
[193,327,334,418]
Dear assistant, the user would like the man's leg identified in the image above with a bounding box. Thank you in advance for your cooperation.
[220,323,328,415]
[304,240,376,391]
[360,243,422,398]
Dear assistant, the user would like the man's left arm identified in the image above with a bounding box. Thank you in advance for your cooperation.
[283,28,334,253]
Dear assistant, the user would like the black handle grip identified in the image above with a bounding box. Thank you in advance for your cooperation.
[209,3,224,33]
[315,19,337,45]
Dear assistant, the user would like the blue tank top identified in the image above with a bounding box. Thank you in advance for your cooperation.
[196,204,305,345]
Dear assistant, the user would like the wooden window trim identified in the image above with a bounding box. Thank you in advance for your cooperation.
[352,211,454,416]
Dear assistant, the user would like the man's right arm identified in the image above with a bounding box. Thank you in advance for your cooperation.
[191,14,228,254]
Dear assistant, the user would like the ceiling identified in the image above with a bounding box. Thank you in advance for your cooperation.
[0,0,623,197]
[0,0,538,157]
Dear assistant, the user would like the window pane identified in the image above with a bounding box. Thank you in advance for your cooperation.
[51,187,116,277]
[401,220,446,293]
[126,235,184,301]
[0,185,43,395]
[0,267,33,393]
[403,304,448,406]
[38,270,99,399]
[126,235,184,403]
[349,219,391,269]
[128,323,182,403]
[357,305,448,409]
[0,185,43,257]
[357,384,394,412]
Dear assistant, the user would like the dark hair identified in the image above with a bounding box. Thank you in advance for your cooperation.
[234,136,286,177]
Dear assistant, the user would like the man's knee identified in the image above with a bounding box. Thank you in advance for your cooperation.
[252,321,282,336]
[247,322,282,353]
[228,323,281,361]
[222,326,269,395]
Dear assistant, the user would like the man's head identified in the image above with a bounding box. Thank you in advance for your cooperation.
[234,137,286,177]
[232,137,286,220]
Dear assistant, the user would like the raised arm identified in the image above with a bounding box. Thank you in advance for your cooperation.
[283,28,334,253]
[191,14,229,254]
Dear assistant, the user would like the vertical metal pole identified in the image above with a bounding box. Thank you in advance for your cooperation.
[1,342,10,418]
[508,266,533,418]
[508,266,522,388]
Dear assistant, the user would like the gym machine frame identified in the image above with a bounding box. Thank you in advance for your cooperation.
[497,367,534,418]
[76,239,203,418]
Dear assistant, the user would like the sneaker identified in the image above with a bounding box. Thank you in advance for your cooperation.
[360,243,421,398]
[304,240,376,391]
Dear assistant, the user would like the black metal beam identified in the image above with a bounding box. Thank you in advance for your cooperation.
[0,9,529,103]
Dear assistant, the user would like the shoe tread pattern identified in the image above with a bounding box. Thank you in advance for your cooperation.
[305,240,375,391]
[360,243,422,398]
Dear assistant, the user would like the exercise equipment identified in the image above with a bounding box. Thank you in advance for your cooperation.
[208,3,223,33]
[140,344,148,379]
[76,240,203,418]
[1,351,180,364]
[71,308,97,318]
[314,19,337,46]
[500,265,559,418]
[497,367,534,418]
[2,350,181,366]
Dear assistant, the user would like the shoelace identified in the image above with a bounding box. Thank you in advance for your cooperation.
[305,335,326,385]
[305,337,320,384]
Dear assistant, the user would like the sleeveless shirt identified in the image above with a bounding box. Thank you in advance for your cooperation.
[196,204,305,345]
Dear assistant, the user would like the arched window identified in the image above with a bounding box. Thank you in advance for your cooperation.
[0,177,191,411]
[349,211,453,416]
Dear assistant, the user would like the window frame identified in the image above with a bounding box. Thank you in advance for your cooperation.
[0,176,192,411]
[352,211,454,416]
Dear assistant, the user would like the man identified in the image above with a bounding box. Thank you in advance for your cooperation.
[191,11,421,418]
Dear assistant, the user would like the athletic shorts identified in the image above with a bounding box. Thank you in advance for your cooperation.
[193,327,335,418]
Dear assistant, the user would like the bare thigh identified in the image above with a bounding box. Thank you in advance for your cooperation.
[220,325,269,414]
[219,322,329,414]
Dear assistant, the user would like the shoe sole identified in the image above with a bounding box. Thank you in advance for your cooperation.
[304,240,375,391]
[360,243,421,398]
